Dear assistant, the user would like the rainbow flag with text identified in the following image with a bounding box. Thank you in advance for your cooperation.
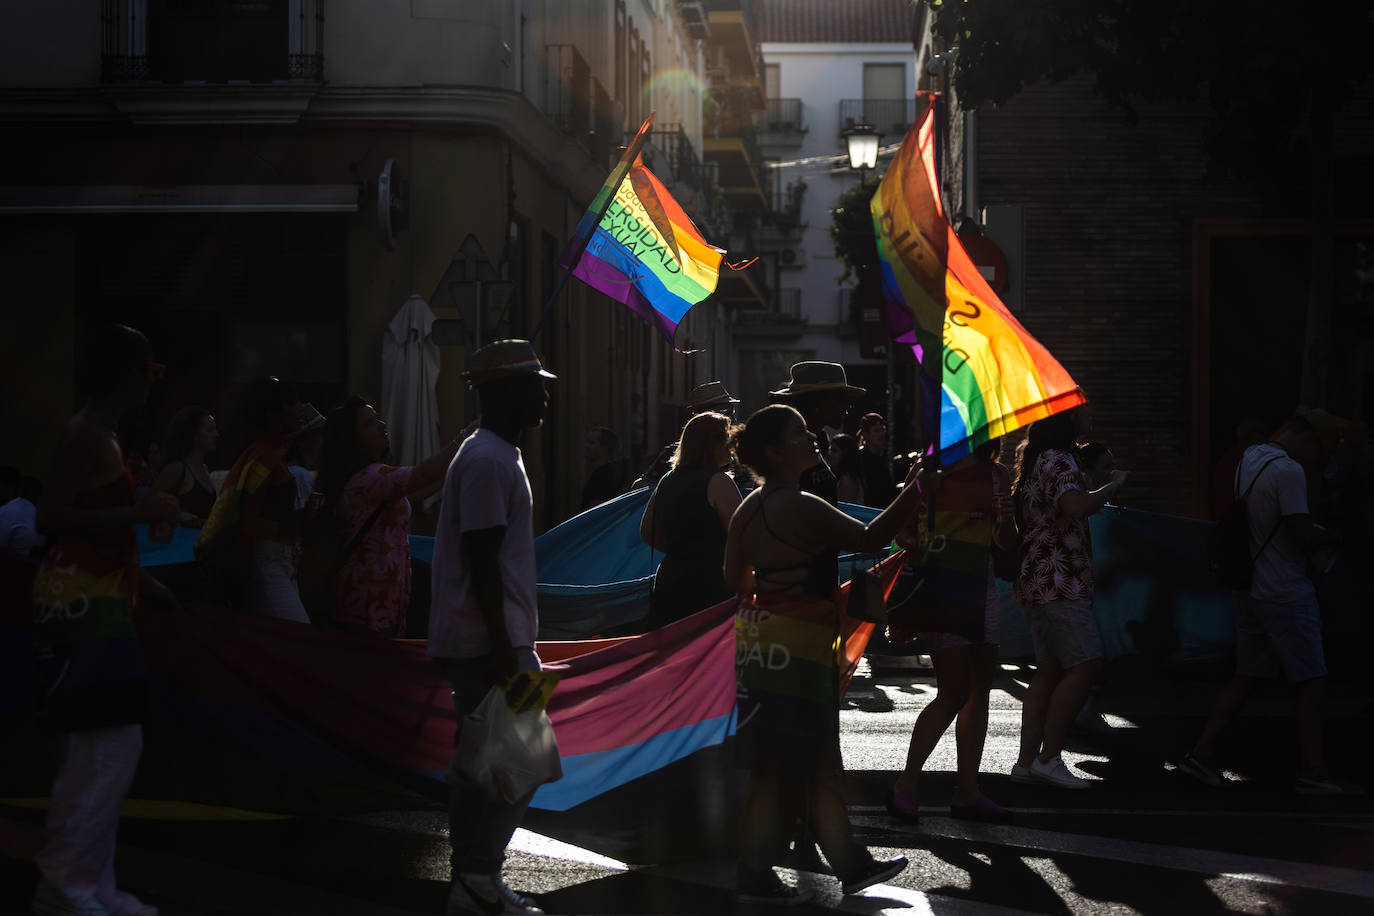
[870,99,1084,462]
[561,114,724,344]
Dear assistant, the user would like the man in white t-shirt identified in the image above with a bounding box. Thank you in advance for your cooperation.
[429,339,554,916]
[1180,408,1346,795]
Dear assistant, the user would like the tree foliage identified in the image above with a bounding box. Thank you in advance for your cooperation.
[925,0,1374,202]
[830,176,883,284]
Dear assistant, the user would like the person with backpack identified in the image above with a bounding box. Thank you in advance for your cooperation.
[1180,408,1348,794]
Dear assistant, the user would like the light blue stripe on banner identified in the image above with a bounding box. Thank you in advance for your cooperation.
[529,710,736,812]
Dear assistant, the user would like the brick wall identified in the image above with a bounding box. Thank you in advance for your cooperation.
[977,76,1261,516]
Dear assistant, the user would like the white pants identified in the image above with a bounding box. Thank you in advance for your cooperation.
[244,540,309,623]
[32,724,154,916]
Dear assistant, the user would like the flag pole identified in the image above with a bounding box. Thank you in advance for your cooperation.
[531,268,577,341]
[531,113,656,342]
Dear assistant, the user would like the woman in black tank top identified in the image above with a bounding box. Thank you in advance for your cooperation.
[638,412,740,630]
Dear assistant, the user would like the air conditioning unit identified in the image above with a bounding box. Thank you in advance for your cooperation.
[777,246,808,269]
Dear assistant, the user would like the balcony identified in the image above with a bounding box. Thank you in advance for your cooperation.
[758,98,805,136]
[731,286,807,335]
[643,125,721,231]
[676,0,710,41]
[545,45,614,169]
[755,176,806,244]
[101,0,325,84]
[717,264,768,310]
[838,98,920,140]
[706,0,763,91]
[703,88,766,209]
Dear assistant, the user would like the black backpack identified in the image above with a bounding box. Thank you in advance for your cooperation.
[1207,455,1282,591]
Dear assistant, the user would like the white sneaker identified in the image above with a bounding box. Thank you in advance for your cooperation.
[1009,762,1038,784]
[1030,755,1090,790]
[447,872,544,915]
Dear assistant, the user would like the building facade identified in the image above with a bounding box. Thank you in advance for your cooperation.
[0,0,768,529]
[751,0,921,441]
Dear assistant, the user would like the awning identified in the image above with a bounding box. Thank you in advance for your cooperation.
[0,184,360,214]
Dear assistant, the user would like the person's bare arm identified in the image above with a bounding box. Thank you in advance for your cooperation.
[639,486,668,551]
[722,495,757,592]
[405,425,476,499]
[152,460,186,498]
[1282,513,1341,552]
[38,427,177,535]
[789,469,926,555]
[707,471,742,532]
[1058,470,1129,519]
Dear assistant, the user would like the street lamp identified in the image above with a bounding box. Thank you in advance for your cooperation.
[843,122,880,182]
[842,121,891,464]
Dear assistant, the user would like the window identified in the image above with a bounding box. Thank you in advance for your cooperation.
[765,63,780,99]
[862,62,907,133]
[863,63,905,101]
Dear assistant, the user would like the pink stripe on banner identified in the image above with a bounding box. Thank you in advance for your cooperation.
[542,596,739,758]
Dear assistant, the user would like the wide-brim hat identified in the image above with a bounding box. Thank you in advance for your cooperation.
[462,339,557,385]
[688,380,740,409]
[289,401,326,438]
[1295,406,1344,453]
[770,361,866,398]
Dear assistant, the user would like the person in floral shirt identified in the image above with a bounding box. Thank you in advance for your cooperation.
[1009,404,1127,790]
[315,397,469,636]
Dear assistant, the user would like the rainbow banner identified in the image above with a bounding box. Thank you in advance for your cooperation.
[560,117,724,344]
[870,98,1084,462]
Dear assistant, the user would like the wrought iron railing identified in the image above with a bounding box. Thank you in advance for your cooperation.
[645,124,723,232]
[838,98,919,138]
[101,0,325,84]
[760,98,804,133]
[776,287,802,318]
[545,44,592,137]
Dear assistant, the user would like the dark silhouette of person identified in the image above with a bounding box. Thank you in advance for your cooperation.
[580,426,624,511]
[770,361,866,508]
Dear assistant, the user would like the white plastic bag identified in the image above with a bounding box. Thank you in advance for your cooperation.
[451,685,563,803]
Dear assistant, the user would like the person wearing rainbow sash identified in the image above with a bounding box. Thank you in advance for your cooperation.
[30,324,181,916]
[724,404,922,906]
[885,439,1016,823]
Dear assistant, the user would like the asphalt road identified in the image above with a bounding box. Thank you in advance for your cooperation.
[4,656,1373,915]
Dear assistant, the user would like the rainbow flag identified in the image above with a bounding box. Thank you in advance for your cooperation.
[870,98,1084,462]
[561,114,724,344]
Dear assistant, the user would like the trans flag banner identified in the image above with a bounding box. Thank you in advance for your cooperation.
[560,114,725,345]
[870,98,1084,463]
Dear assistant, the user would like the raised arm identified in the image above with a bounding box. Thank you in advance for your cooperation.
[1058,469,1128,519]
[405,423,477,499]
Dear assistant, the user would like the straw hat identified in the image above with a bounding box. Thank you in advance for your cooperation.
[461,339,557,385]
[687,381,740,409]
[289,401,326,438]
[770,361,866,398]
